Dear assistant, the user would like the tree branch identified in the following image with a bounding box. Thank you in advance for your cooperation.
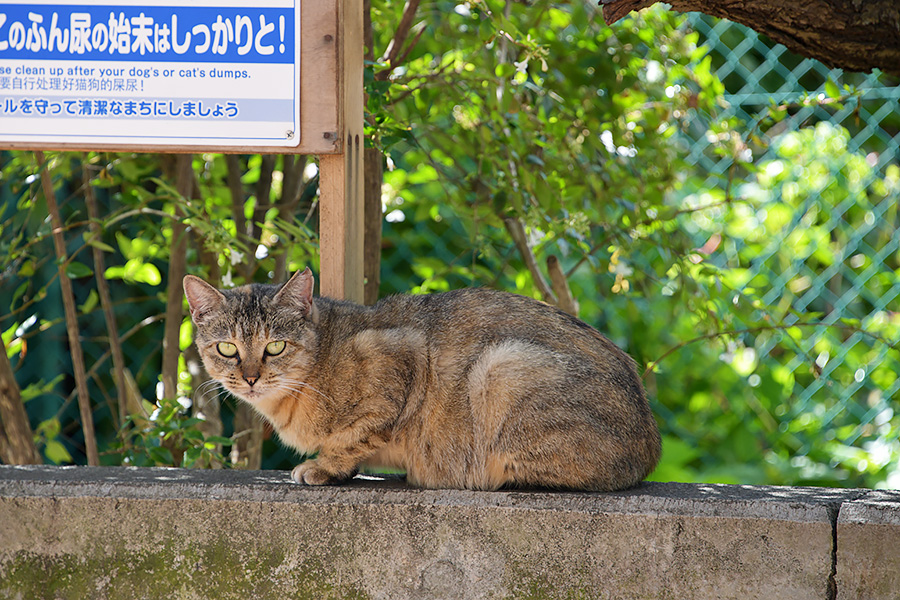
[546,255,579,317]
[599,0,900,76]
[503,217,557,305]
[160,155,192,402]
[642,321,896,379]
[392,23,427,70]
[83,160,129,430]
[0,338,41,465]
[377,0,423,80]
[36,151,99,466]
[225,154,252,280]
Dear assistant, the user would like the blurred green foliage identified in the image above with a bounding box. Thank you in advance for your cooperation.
[1,1,897,488]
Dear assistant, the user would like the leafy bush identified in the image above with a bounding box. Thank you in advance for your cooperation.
[1,2,897,488]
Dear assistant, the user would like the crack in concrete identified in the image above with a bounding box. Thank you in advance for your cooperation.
[828,504,838,600]
[828,490,871,600]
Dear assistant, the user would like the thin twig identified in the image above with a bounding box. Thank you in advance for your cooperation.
[546,255,579,316]
[503,216,556,305]
[103,207,182,228]
[36,150,99,466]
[83,159,128,429]
[0,336,41,464]
[642,322,895,379]
[61,314,166,413]
[378,0,422,79]
[392,22,427,70]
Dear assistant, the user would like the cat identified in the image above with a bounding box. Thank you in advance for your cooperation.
[183,268,661,491]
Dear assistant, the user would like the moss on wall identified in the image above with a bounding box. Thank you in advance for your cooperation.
[0,536,368,600]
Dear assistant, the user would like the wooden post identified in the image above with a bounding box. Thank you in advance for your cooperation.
[319,0,365,303]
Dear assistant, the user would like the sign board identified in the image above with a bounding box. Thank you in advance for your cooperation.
[0,0,363,302]
[0,0,301,149]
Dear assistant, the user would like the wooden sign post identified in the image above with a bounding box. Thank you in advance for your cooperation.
[318,0,365,302]
[0,0,366,302]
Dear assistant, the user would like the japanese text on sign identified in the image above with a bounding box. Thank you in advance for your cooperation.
[0,5,293,62]
[0,1,300,149]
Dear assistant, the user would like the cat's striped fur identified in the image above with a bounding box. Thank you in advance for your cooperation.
[184,268,661,490]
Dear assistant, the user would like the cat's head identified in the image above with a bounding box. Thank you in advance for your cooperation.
[183,268,319,404]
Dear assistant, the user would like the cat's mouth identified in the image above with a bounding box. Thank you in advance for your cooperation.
[240,386,263,400]
[233,383,282,404]
[223,381,264,402]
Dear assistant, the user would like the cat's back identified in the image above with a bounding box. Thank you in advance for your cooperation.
[355,288,645,414]
[363,288,658,490]
[372,288,631,366]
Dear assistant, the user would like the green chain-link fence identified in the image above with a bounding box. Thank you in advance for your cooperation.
[677,15,900,478]
[379,11,900,486]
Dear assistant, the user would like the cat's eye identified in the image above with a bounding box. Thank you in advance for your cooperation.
[217,342,238,358]
[265,340,286,356]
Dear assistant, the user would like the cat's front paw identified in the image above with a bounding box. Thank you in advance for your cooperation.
[291,461,347,485]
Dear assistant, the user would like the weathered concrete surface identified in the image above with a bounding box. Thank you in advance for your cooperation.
[836,489,900,600]
[0,465,875,599]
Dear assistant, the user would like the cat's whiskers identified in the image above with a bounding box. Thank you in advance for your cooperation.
[193,378,245,405]
[272,381,319,398]
[274,378,333,402]
[195,379,223,395]
[211,388,234,403]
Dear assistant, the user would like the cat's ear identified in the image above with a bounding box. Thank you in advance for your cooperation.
[183,275,226,325]
[273,267,315,314]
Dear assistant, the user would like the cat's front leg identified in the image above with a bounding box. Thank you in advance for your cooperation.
[290,429,391,486]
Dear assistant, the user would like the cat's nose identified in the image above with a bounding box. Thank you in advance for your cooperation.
[244,374,259,387]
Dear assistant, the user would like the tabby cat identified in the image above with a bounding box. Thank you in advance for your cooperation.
[184,268,661,491]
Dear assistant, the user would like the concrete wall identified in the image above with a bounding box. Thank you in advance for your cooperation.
[0,465,896,599]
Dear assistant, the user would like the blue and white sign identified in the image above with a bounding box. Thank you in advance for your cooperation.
[0,0,300,148]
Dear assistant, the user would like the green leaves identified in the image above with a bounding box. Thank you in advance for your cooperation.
[105,260,162,286]
[119,396,233,469]
[83,231,115,253]
[370,1,900,489]
[824,77,841,100]
[35,417,73,465]
[64,261,93,279]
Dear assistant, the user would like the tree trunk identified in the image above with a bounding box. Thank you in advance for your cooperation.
[0,342,41,465]
[364,0,384,305]
[363,148,384,305]
[160,155,192,402]
[231,404,263,470]
[83,160,129,429]
[37,151,100,466]
[600,0,900,76]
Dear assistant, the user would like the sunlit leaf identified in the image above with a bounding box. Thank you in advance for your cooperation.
[45,440,73,465]
[65,261,93,279]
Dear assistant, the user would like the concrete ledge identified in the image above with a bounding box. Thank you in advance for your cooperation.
[0,466,894,599]
[836,490,900,600]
